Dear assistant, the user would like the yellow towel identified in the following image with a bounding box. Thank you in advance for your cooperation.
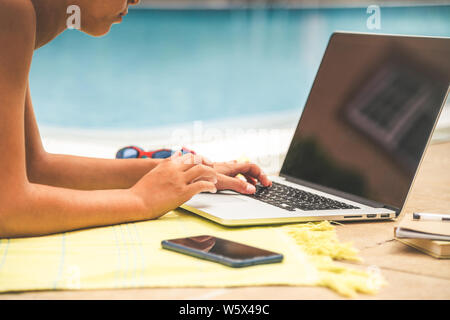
[0,209,384,297]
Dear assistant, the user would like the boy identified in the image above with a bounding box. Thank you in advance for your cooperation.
[0,0,271,238]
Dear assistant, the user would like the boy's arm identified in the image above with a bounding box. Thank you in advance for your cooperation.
[24,86,164,190]
[25,85,270,192]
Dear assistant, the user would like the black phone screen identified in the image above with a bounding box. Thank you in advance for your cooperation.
[165,235,280,260]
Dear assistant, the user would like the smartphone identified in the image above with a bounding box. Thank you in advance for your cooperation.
[161,235,283,268]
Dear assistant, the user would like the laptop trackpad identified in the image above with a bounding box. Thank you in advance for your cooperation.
[186,190,247,207]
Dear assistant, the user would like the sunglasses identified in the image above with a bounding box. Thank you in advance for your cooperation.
[116,146,196,159]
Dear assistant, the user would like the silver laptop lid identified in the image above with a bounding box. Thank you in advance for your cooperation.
[280,32,450,213]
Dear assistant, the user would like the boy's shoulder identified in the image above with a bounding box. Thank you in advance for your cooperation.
[0,0,36,29]
[0,0,34,9]
[0,0,36,43]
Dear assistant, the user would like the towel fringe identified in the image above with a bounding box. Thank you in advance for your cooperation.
[283,221,385,297]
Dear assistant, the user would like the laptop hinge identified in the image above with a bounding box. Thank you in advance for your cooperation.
[383,204,401,217]
[280,173,399,210]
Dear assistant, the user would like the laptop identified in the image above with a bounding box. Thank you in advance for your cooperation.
[181,32,450,226]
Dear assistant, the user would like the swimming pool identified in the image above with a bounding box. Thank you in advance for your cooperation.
[30,6,450,130]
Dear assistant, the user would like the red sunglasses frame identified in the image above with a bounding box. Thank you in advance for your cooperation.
[119,146,196,159]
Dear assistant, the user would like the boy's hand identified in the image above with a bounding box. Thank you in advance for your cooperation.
[131,153,218,219]
[171,151,272,194]
[212,161,272,194]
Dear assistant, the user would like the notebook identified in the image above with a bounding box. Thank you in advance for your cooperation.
[395,213,450,259]
[396,238,450,259]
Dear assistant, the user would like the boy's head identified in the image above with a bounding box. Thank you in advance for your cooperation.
[76,0,140,36]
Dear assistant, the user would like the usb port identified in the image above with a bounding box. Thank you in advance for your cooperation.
[367,214,377,218]
[380,214,390,218]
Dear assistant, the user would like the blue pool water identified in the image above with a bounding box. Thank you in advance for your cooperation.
[30,6,450,129]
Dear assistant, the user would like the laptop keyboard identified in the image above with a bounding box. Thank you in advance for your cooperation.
[248,182,360,212]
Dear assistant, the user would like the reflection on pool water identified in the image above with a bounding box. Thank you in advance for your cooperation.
[30,6,450,130]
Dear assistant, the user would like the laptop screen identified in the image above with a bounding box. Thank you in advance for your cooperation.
[280,33,449,210]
